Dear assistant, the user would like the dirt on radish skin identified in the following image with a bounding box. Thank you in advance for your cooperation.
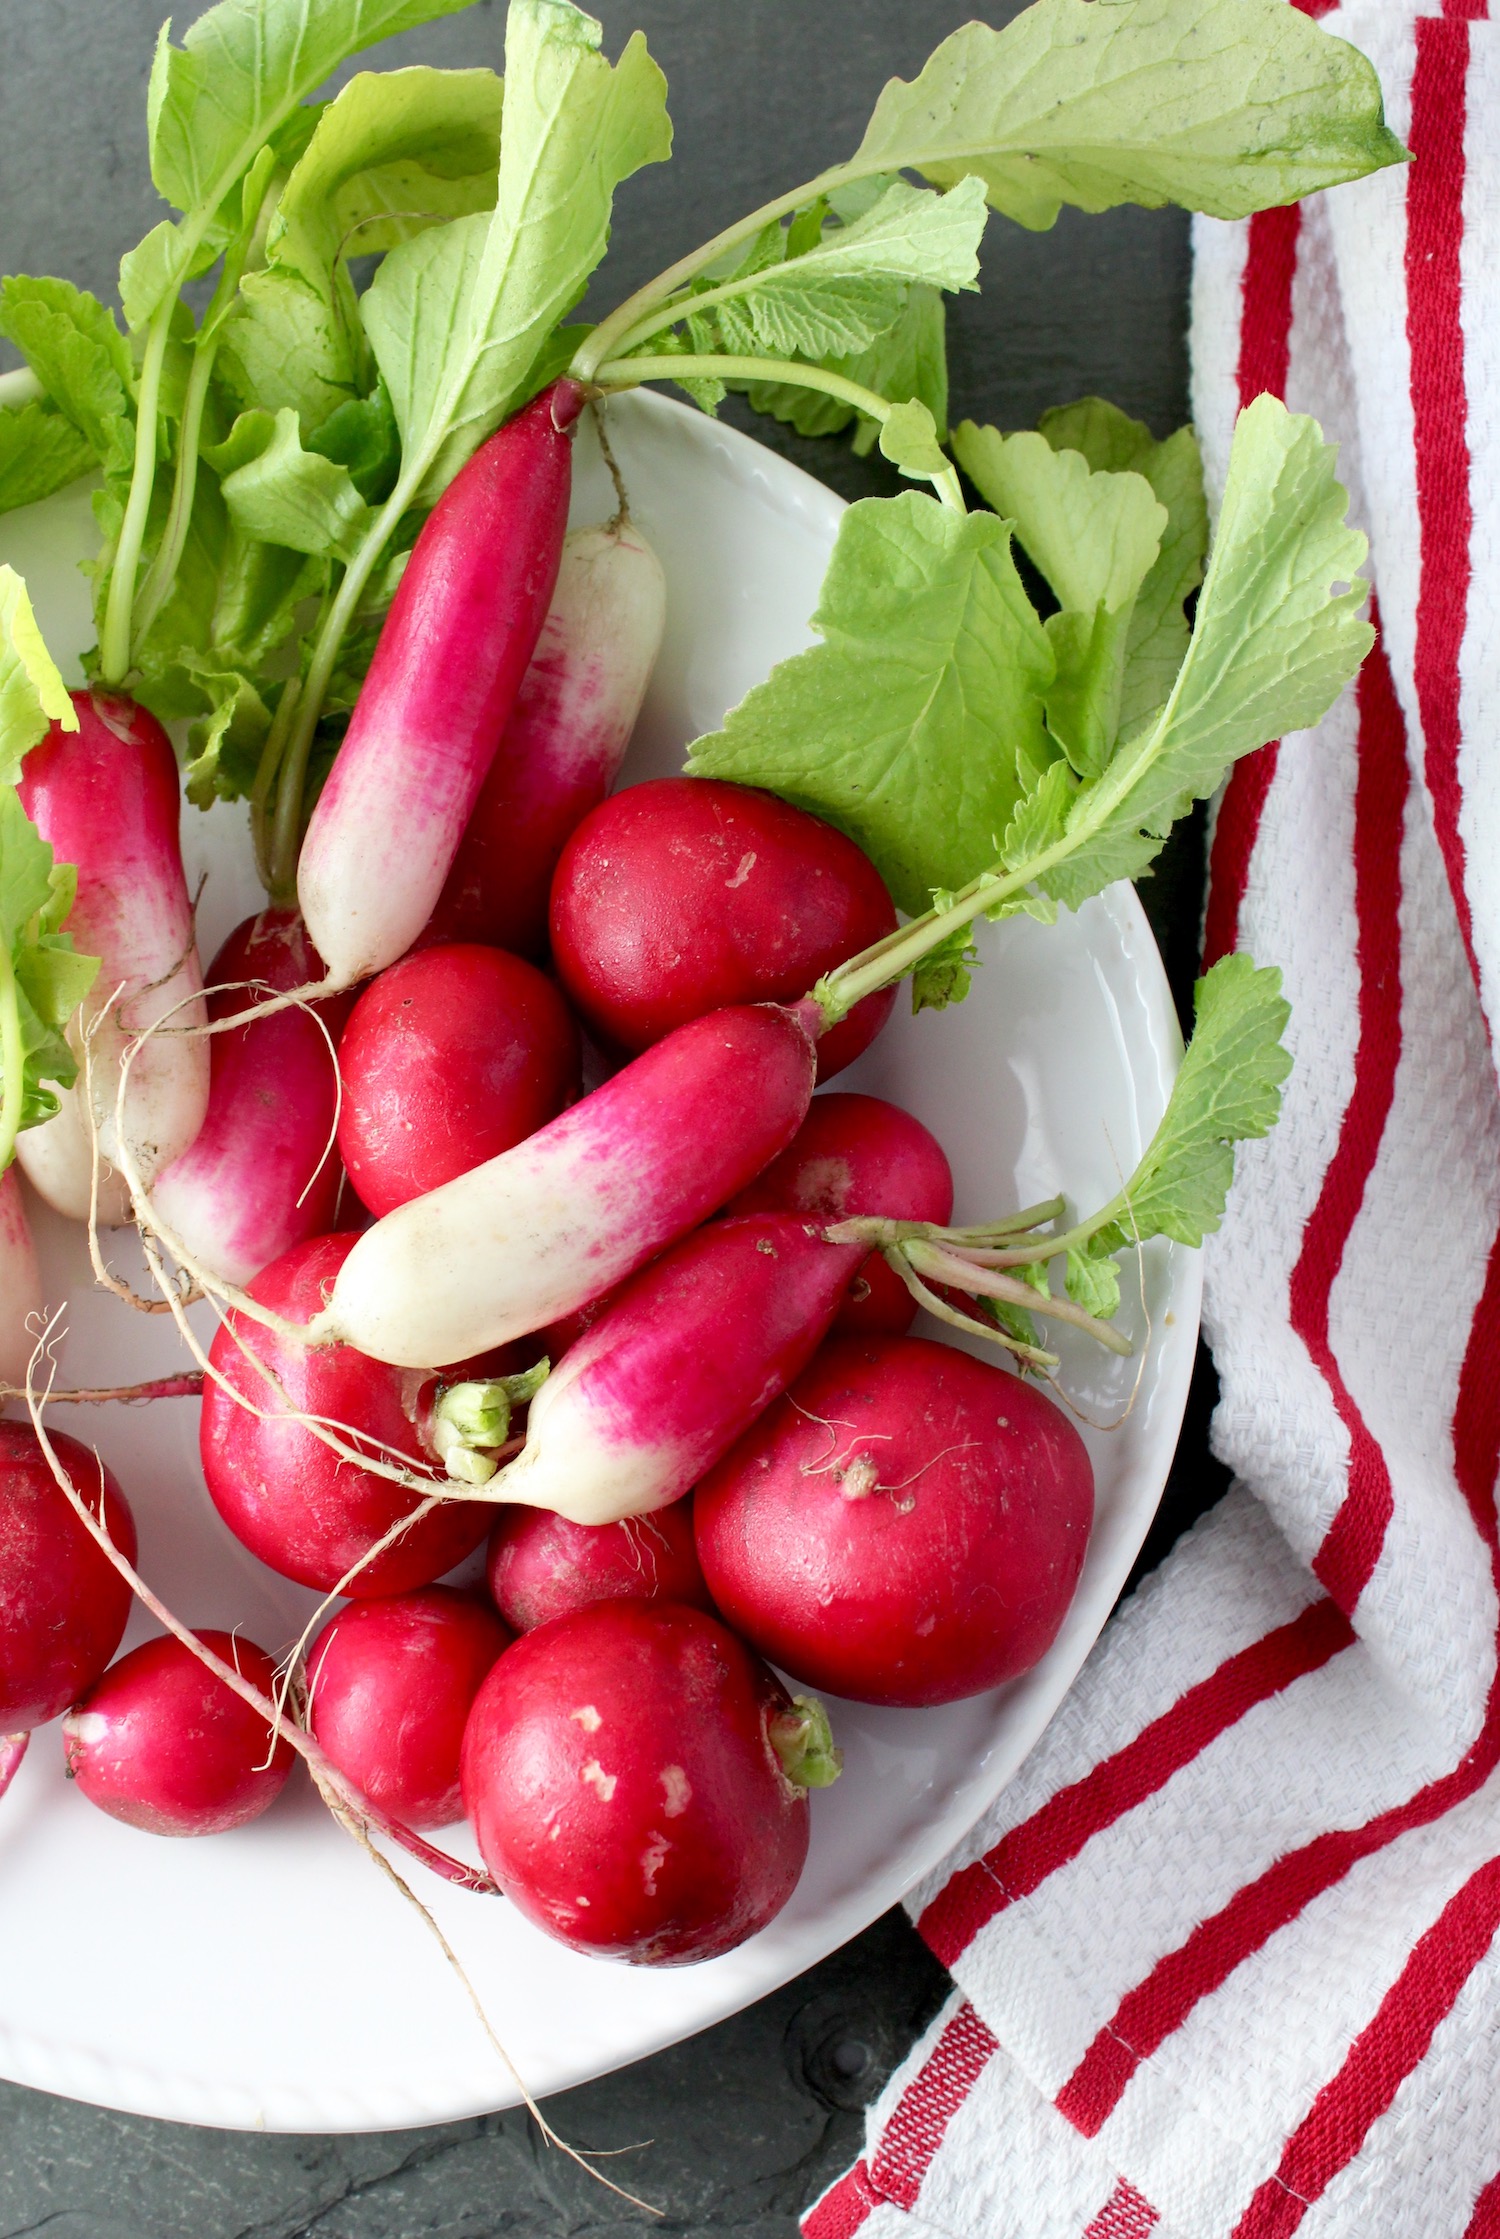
[0,1422,137,1733]
[487,1499,712,1633]
[549,777,898,1080]
[306,1588,510,1831]
[336,943,581,1217]
[694,1335,1096,1707]
[200,1232,492,1595]
[727,1091,954,1337]
[63,1632,295,1836]
[461,1601,825,1963]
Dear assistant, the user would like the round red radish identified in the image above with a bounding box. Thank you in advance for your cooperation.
[549,778,897,1080]
[337,944,580,1217]
[306,1588,509,1830]
[727,1092,954,1337]
[200,1232,491,1595]
[0,1422,137,1733]
[461,1601,824,1963]
[63,1631,294,1835]
[694,1335,1095,1707]
[487,1500,712,1633]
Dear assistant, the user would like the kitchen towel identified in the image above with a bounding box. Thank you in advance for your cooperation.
[803,2,1500,2233]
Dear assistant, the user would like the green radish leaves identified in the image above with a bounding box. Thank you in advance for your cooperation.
[854,0,1407,231]
[0,406,95,519]
[0,279,135,485]
[206,409,374,561]
[0,569,76,787]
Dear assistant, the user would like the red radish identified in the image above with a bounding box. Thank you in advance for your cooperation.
[550,777,898,1080]
[306,1587,509,1830]
[308,1000,820,1368]
[727,1092,954,1337]
[149,910,351,1288]
[63,1631,295,1835]
[298,382,584,990]
[337,944,580,1217]
[0,1167,42,1389]
[0,1421,136,1731]
[200,1232,492,1595]
[15,691,208,1226]
[426,519,667,957]
[487,1498,712,1633]
[461,1601,836,1963]
[694,1334,1096,1708]
[496,1212,865,1524]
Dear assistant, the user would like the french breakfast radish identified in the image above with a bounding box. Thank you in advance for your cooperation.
[63,1631,295,1835]
[15,692,208,1226]
[149,910,351,1287]
[337,944,580,1216]
[461,1600,836,1963]
[306,1587,509,1830]
[549,778,898,1080]
[0,1167,43,1389]
[0,1421,136,1732]
[493,1212,865,1525]
[426,519,667,957]
[200,1233,492,1595]
[694,1335,1096,1707]
[487,1497,712,1632]
[727,1092,954,1337]
[307,1001,820,1367]
[298,382,584,989]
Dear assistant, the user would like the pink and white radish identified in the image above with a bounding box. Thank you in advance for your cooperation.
[63,1630,295,1836]
[425,519,666,957]
[0,1420,136,1733]
[489,1212,866,1524]
[337,943,580,1216]
[308,1000,820,1367]
[15,691,207,1226]
[460,1600,838,1963]
[550,777,898,1080]
[149,910,350,1288]
[200,1232,494,1595]
[727,1091,954,1337]
[694,1334,1096,1707]
[0,1167,43,1391]
[306,1587,510,1831]
[487,1496,712,1633]
[297,382,584,989]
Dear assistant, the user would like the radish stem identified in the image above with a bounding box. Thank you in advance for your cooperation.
[98,302,173,684]
[0,938,25,1174]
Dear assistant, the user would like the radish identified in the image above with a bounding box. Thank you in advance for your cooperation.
[297,382,585,990]
[0,1420,136,1732]
[489,1212,866,1525]
[550,778,898,1080]
[0,1167,43,1390]
[15,691,208,1227]
[305,1588,509,1831]
[694,1334,1096,1708]
[727,1092,954,1338]
[486,1498,712,1633]
[148,910,351,1288]
[307,1000,820,1368]
[63,1631,295,1836]
[200,1232,494,1595]
[426,520,667,958]
[337,944,580,1217]
[460,1600,839,1964]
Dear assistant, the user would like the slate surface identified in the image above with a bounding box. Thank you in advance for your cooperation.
[0,5,1220,2232]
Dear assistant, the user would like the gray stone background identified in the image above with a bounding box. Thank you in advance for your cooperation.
[0,5,1222,2232]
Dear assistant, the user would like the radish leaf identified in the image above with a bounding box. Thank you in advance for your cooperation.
[740,282,948,453]
[0,405,94,517]
[0,788,99,1151]
[0,280,135,481]
[207,408,374,560]
[0,569,75,788]
[855,0,1407,232]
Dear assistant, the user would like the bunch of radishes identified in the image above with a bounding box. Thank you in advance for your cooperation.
[1,379,1101,1967]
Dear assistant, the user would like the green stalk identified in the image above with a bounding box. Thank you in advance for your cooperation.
[595,354,966,514]
[98,301,175,685]
[130,335,220,653]
[0,937,26,1175]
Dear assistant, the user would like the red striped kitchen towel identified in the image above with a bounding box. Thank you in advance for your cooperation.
[803,3,1500,2233]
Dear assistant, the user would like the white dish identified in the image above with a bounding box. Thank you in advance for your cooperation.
[0,391,1200,2133]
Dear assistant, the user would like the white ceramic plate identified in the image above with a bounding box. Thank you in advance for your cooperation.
[0,392,1199,2133]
